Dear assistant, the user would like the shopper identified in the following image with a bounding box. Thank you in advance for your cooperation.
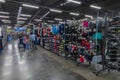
[23,34,27,50]
[18,34,23,48]
[25,35,30,51]
[30,32,37,50]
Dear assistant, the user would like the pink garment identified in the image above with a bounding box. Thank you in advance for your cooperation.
[83,21,89,27]
[23,36,28,44]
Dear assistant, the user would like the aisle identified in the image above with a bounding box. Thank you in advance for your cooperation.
[0,41,86,80]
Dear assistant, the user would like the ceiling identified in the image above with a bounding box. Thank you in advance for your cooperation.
[0,0,120,27]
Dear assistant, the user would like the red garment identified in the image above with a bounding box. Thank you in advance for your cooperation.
[86,43,90,50]
[79,56,84,63]
[81,39,86,46]
[72,45,77,51]
[47,27,51,31]
[80,39,90,50]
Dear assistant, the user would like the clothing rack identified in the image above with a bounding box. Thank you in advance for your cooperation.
[94,16,120,76]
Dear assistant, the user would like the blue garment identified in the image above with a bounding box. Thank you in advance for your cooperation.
[59,24,65,35]
[26,42,30,50]
[80,48,85,55]
[52,25,59,35]
[68,46,72,52]
[30,34,36,41]
[92,32,103,40]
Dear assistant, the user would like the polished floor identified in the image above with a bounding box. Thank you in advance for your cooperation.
[0,41,86,80]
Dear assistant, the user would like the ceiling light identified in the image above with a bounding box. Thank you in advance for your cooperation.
[48,20,54,23]
[55,18,62,21]
[67,20,72,22]
[50,9,62,13]
[17,7,22,22]
[98,17,103,20]
[7,26,11,28]
[1,19,10,22]
[0,15,9,18]
[0,11,9,14]
[17,21,25,24]
[70,12,79,16]
[2,20,11,23]
[34,19,42,21]
[90,5,101,9]
[67,20,70,22]
[20,14,31,17]
[67,0,81,4]
[3,21,11,23]
[22,3,39,9]
[85,15,93,18]
[0,0,5,3]
[59,21,65,24]
[78,18,88,21]
[18,17,28,20]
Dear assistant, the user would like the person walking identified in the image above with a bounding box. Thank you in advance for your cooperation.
[23,34,27,50]
[30,32,37,50]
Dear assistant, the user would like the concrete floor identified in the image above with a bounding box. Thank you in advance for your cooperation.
[0,41,86,80]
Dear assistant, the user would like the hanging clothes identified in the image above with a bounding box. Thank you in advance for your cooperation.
[59,24,65,35]
[52,25,59,35]
[83,21,89,27]
[79,56,85,63]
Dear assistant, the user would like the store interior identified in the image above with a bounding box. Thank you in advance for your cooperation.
[0,0,120,79]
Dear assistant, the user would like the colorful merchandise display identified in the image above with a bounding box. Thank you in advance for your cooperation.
[38,17,120,75]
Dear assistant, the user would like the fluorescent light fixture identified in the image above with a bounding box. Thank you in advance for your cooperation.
[22,3,39,9]
[55,18,62,21]
[70,12,79,16]
[67,0,81,4]
[17,21,25,24]
[7,26,11,28]
[67,20,70,22]
[78,18,88,21]
[0,0,5,3]
[48,20,54,23]
[90,5,101,9]
[18,17,28,20]
[0,11,9,14]
[50,9,62,13]
[67,20,72,22]
[3,21,11,23]
[98,17,103,20]
[85,15,93,18]
[0,15,9,18]
[1,19,11,24]
[59,21,65,23]
[1,19,10,22]
[34,19,42,21]
[20,14,31,17]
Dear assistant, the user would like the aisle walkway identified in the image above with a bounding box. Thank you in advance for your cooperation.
[0,41,86,80]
